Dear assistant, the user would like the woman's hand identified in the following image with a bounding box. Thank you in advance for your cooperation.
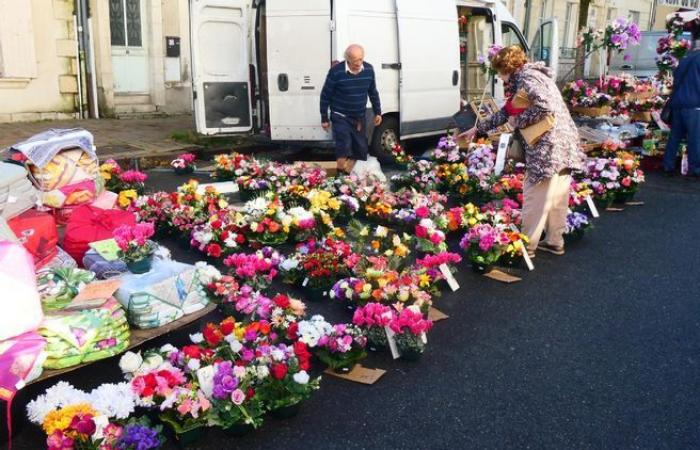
[457,127,477,142]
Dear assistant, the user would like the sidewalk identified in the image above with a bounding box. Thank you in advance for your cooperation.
[0,115,198,160]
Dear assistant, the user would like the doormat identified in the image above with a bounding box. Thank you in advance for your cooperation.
[428,307,449,322]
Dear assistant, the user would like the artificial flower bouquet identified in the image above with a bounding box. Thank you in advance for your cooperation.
[171,152,197,174]
[223,247,283,291]
[390,159,440,192]
[569,181,594,212]
[415,218,447,254]
[565,210,592,242]
[128,191,174,236]
[615,151,645,201]
[306,321,368,372]
[306,188,341,233]
[100,159,149,194]
[436,162,471,197]
[414,252,463,294]
[603,17,641,53]
[491,173,525,205]
[477,44,503,76]
[583,157,621,208]
[206,359,265,432]
[191,207,249,258]
[440,203,486,234]
[431,136,464,164]
[459,223,511,272]
[296,238,354,293]
[287,206,319,242]
[391,143,414,166]
[212,153,260,181]
[243,196,290,246]
[256,341,320,414]
[114,222,157,273]
[345,220,412,263]
[388,305,433,360]
[352,302,393,350]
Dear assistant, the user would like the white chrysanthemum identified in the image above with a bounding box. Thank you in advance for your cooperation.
[160,344,178,354]
[190,332,204,344]
[256,365,270,380]
[293,371,310,385]
[89,382,136,419]
[187,359,201,371]
[26,394,53,424]
[27,381,87,424]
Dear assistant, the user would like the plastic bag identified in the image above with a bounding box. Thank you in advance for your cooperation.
[351,156,387,183]
[0,242,43,341]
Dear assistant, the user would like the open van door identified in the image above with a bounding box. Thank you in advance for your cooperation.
[190,0,252,135]
[266,0,331,141]
[529,19,559,78]
[395,0,460,137]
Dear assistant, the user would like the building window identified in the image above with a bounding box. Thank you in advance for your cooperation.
[607,8,618,21]
[628,10,640,24]
[562,2,578,49]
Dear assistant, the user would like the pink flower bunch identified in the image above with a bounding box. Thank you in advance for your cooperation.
[462,224,510,252]
[223,248,282,290]
[415,218,447,252]
[352,303,392,328]
[389,307,433,336]
[416,252,462,269]
[318,323,367,354]
[120,169,148,184]
[131,367,186,401]
[113,222,155,251]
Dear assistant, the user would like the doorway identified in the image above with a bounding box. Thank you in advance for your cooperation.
[109,0,149,94]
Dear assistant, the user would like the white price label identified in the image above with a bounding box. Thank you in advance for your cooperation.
[302,277,309,287]
[384,326,400,360]
[439,264,460,292]
[421,332,428,345]
[7,195,17,204]
[516,241,535,271]
[494,133,511,176]
[585,195,600,218]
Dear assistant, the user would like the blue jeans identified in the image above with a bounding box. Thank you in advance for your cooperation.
[664,107,700,175]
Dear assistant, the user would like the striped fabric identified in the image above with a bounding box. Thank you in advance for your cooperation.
[320,61,381,122]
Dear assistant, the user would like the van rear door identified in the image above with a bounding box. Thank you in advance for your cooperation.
[529,19,560,77]
[190,0,253,135]
[265,0,331,141]
[395,0,460,136]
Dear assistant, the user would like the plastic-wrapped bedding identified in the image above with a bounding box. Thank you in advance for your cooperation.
[114,259,209,329]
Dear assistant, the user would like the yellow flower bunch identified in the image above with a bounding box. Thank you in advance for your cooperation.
[42,403,97,435]
[117,189,138,208]
[99,161,120,181]
[307,189,341,213]
[461,203,485,227]
[366,201,393,217]
[616,151,640,172]
[214,154,235,171]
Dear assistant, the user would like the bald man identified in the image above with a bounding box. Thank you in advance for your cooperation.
[320,44,382,174]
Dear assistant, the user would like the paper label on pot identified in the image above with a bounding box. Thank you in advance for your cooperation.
[494,133,511,176]
[302,277,309,287]
[384,326,400,360]
[439,264,460,291]
[585,195,600,218]
[521,247,535,271]
[421,332,428,345]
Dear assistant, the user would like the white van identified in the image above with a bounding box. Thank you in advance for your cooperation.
[189,0,558,160]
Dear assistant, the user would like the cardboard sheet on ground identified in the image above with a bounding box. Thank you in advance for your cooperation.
[606,206,625,212]
[324,364,386,385]
[484,269,521,284]
[428,307,449,322]
[626,201,644,206]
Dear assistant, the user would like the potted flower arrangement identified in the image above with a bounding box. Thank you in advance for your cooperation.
[257,342,320,419]
[114,222,157,274]
[414,251,463,293]
[459,223,510,273]
[207,360,265,436]
[100,159,149,194]
[223,247,283,291]
[415,218,447,255]
[203,274,241,315]
[583,157,621,209]
[390,160,439,192]
[436,162,471,198]
[391,143,414,168]
[191,208,249,259]
[614,152,645,203]
[388,305,433,361]
[212,152,257,181]
[310,322,367,373]
[128,191,175,236]
[564,211,592,244]
[298,247,352,300]
[352,302,393,351]
[171,152,197,175]
[287,206,318,242]
[431,135,464,164]
[243,196,290,246]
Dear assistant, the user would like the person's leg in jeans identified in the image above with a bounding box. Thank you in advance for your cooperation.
[332,117,353,173]
[522,175,555,253]
[684,108,700,176]
[542,173,572,248]
[664,108,687,173]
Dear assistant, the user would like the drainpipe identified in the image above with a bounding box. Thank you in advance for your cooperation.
[73,14,84,118]
[523,0,532,40]
[75,0,98,118]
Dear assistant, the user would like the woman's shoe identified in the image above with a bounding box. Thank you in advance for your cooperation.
[537,243,565,255]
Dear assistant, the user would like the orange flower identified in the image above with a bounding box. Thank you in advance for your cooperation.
[371,240,381,250]
[268,221,280,233]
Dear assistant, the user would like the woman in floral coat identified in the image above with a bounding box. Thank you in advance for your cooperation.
[461,46,586,256]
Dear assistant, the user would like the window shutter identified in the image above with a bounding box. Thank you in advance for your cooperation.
[0,0,38,78]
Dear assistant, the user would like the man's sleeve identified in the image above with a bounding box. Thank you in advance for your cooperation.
[368,69,382,116]
[320,69,336,122]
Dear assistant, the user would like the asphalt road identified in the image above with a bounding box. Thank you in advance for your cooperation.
[6,171,700,450]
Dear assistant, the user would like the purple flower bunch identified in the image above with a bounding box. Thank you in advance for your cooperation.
[466,143,495,181]
[565,212,591,234]
[212,361,240,400]
[461,224,510,253]
[605,18,641,52]
[318,323,367,354]
[116,423,162,450]
[584,158,621,197]
[432,136,462,163]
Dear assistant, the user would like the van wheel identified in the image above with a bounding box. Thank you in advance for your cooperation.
[370,116,400,164]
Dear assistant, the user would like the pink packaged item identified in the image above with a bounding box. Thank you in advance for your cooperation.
[91,190,118,210]
[0,242,43,341]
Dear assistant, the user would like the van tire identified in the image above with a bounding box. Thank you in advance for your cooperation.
[370,116,400,164]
